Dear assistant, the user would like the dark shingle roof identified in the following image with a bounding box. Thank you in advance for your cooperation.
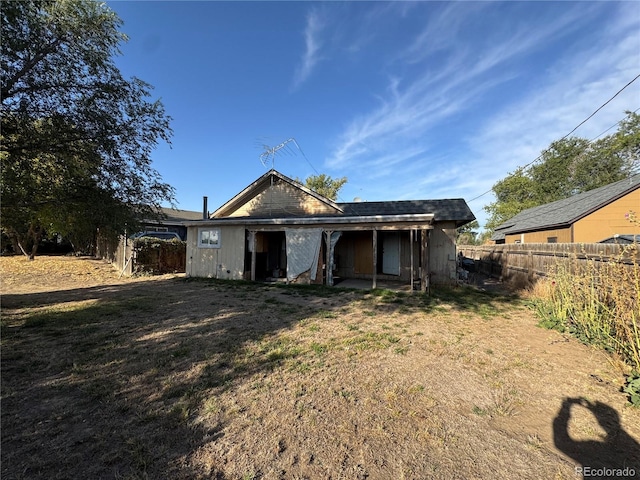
[339,199,475,226]
[598,234,640,244]
[156,207,203,223]
[492,174,640,238]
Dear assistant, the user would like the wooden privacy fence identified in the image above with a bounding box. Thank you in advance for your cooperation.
[458,243,639,286]
[96,235,186,275]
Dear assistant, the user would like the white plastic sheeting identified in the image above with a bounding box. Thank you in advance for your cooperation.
[285,228,323,282]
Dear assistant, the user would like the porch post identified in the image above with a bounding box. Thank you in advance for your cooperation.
[250,230,257,282]
[410,229,414,292]
[325,230,333,286]
[420,229,430,294]
[372,229,377,289]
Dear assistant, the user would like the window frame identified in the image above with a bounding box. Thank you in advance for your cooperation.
[198,227,221,249]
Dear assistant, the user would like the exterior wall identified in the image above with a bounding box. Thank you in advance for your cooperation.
[186,225,245,279]
[573,189,640,242]
[334,231,419,281]
[227,181,339,217]
[186,223,459,286]
[501,189,639,244]
[429,222,457,285]
[505,227,572,244]
[334,224,456,285]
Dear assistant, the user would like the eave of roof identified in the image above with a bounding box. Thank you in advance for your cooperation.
[211,170,343,218]
[493,175,640,235]
[185,213,435,228]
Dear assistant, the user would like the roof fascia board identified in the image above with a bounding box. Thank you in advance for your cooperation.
[185,213,435,227]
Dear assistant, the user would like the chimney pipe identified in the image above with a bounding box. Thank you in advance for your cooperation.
[202,196,208,219]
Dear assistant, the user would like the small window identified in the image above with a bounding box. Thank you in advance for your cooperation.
[198,228,221,248]
[547,237,557,244]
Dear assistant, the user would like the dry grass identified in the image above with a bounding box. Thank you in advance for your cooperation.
[1,255,639,479]
[528,244,640,373]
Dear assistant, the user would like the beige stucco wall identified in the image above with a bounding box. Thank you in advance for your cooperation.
[186,225,245,280]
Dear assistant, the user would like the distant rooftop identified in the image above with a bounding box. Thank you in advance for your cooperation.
[491,174,640,240]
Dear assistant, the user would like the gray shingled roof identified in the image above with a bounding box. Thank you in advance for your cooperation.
[598,234,640,244]
[339,200,475,226]
[208,170,476,226]
[156,207,203,223]
[492,174,640,239]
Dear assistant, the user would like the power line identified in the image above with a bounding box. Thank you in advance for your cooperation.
[467,75,640,205]
[564,73,640,138]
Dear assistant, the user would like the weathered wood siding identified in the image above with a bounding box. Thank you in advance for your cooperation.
[227,181,340,217]
[96,234,134,276]
[186,226,245,279]
[333,227,454,285]
[459,243,638,286]
[429,222,457,285]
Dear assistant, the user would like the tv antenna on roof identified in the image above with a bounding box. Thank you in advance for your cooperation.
[259,137,302,170]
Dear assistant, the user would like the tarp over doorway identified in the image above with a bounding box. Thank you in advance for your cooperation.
[285,228,322,282]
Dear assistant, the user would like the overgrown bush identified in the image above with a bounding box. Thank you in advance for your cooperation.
[134,238,186,274]
[531,243,639,373]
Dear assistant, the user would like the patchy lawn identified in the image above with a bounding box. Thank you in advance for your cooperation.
[1,256,639,479]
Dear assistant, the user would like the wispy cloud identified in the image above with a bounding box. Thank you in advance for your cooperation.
[320,2,640,229]
[292,9,325,90]
[327,4,595,170]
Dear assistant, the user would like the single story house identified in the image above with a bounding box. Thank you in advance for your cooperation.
[184,170,475,290]
[140,207,203,241]
[491,174,640,244]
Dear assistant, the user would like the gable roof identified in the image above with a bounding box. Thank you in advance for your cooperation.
[212,169,343,218]
[192,169,475,227]
[492,174,640,240]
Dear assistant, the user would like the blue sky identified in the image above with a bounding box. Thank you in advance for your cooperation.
[109,1,640,229]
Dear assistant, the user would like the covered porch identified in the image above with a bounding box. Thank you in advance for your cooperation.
[244,219,434,293]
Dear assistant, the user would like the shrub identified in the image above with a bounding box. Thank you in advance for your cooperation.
[134,238,187,274]
[533,243,639,372]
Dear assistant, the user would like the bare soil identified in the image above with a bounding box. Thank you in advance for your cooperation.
[2,255,639,479]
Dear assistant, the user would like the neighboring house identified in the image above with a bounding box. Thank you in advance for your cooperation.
[491,174,640,244]
[139,207,203,241]
[184,170,475,289]
[598,234,640,245]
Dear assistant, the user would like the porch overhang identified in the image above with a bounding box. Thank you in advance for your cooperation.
[185,213,435,231]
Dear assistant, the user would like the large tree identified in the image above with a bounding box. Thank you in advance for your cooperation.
[1,0,174,258]
[297,174,348,201]
[484,112,639,231]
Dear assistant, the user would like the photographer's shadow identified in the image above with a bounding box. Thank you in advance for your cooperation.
[553,397,640,478]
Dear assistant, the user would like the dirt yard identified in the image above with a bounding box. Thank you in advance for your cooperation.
[2,255,639,479]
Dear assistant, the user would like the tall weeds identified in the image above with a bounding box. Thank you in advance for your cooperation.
[532,243,640,372]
